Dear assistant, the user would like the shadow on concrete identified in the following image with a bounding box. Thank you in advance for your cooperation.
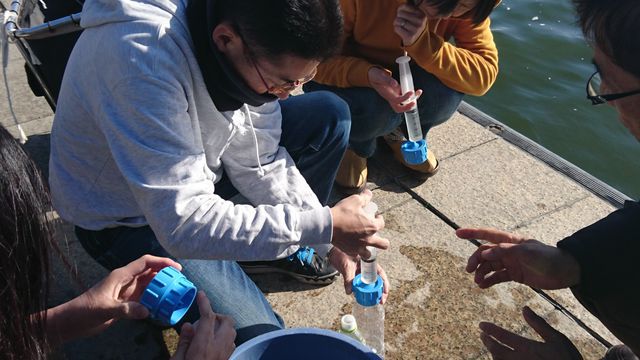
[22,133,51,181]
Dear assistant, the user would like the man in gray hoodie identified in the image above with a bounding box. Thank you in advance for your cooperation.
[49,0,390,345]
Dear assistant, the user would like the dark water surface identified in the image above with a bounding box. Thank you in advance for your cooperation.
[464,0,640,199]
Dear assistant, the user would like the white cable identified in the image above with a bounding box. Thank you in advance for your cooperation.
[2,10,28,143]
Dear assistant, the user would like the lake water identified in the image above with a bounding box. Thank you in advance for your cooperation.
[464,0,640,199]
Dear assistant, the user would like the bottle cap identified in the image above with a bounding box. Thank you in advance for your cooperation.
[341,314,358,332]
[140,266,197,326]
[401,139,427,165]
[352,273,383,307]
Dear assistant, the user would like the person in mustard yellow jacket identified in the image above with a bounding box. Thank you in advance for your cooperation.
[304,0,499,193]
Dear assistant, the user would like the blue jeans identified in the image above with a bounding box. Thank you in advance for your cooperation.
[304,63,464,158]
[75,91,350,345]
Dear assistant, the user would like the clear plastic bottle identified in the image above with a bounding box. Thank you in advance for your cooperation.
[352,201,385,358]
[353,300,384,357]
[339,314,366,344]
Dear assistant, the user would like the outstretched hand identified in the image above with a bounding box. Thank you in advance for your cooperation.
[330,189,389,258]
[479,306,583,360]
[457,227,581,290]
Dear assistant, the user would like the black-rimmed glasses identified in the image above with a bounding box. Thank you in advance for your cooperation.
[586,70,640,105]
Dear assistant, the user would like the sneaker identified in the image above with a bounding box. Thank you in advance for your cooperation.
[335,149,367,195]
[239,247,338,285]
[383,129,439,179]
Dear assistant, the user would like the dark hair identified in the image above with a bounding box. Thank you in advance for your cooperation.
[423,0,496,25]
[219,0,343,61]
[0,126,52,359]
[573,0,640,79]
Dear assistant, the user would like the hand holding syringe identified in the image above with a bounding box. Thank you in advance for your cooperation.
[396,55,423,142]
[360,202,380,284]
[395,54,428,164]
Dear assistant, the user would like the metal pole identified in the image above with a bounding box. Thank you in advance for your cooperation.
[3,0,83,109]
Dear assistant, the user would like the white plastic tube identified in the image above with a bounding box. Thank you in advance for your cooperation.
[360,202,378,284]
[396,55,423,142]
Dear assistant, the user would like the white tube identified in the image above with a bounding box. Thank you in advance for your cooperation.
[396,55,423,142]
[361,202,379,284]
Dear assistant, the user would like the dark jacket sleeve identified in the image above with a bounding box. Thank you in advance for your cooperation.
[556,200,640,297]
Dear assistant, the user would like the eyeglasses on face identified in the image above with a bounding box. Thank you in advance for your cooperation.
[250,57,317,95]
[586,69,640,105]
[235,25,317,95]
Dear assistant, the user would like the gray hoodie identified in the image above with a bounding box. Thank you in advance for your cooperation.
[49,0,332,260]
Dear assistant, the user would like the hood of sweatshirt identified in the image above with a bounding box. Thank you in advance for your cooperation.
[80,0,277,111]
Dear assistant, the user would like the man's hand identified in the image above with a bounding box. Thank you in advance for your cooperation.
[328,247,390,304]
[330,189,390,258]
[395,3,429,46]
[368,67,422,113]
[458,227,581,290]
[172,291,237,360]
[479,306,583,360]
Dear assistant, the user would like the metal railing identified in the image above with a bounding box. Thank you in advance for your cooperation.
[2,0,82,108]
[3,0,82,41]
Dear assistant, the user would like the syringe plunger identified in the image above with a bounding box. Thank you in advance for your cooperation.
[396,55,416,102]
[361,203,379,284]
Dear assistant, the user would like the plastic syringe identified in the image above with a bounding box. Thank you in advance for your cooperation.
[394,55,427,165]
[396,55,423,142]
[360,202,379,284]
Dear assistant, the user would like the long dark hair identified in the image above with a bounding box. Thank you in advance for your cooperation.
[0,126,52,359]
[218,0,343,61]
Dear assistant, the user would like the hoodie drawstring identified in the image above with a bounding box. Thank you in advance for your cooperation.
[242,104,265,177]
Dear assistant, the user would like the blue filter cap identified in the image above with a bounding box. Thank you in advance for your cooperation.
[352,274,383,307]
[140,266,197,326]
[401,139,427,165]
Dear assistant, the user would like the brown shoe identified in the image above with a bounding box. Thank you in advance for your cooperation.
[335,149,367,194]
[383,134,439,179]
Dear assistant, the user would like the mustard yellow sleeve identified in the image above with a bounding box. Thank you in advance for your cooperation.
[405,17,499,96]
[313,0,376,88]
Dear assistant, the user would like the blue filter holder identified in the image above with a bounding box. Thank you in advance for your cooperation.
[140,266,197,326]
[352,274,384,307]
[401,139,427,165]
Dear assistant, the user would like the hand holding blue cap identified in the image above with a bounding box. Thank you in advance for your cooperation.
[140,266,197,326]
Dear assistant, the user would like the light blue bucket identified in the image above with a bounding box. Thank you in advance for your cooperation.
[230,328,381,360]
